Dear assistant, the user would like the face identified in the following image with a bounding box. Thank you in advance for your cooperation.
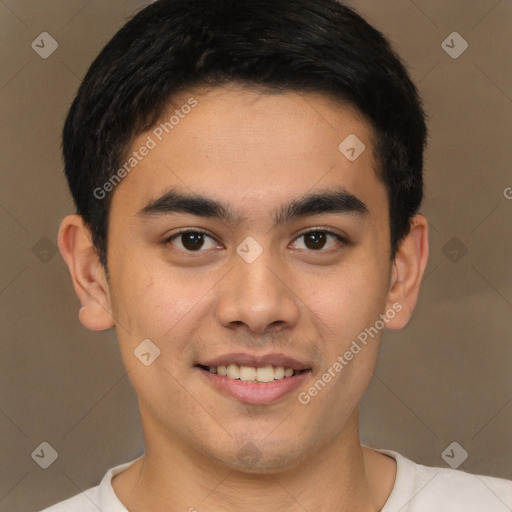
[105,84,397,472]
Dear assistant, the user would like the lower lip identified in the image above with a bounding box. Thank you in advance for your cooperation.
[197,367,310,405]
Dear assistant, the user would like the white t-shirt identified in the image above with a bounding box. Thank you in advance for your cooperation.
[39,449,512,511]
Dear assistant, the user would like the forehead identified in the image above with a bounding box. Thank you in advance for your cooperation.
[109,84,386,219]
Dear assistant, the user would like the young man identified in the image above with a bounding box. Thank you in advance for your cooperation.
[46,0,511,510]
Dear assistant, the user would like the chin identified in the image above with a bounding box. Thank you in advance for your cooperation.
[209,437,308,475]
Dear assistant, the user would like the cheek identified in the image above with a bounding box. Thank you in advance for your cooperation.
[303,258,389,337]
[109,256,212,350]
[111,270,215,398]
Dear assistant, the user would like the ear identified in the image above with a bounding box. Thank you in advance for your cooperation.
[57,214,115,331]
[384,214,429,330]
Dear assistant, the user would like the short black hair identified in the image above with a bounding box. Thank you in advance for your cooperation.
[62,0,427,268]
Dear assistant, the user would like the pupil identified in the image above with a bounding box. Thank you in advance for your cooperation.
[305,232,326,250]
[182,232,204,250]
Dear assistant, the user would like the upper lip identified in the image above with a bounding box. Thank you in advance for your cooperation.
[198,352,310,371]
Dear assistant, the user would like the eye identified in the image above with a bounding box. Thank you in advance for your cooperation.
[166,230,220,252]
[291,230,344,251]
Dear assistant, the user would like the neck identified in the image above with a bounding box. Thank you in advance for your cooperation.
[112,409,393,512]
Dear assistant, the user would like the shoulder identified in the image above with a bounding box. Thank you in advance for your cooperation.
[37,458,139,512]
[376,448,512,512]
[415,464,512,510]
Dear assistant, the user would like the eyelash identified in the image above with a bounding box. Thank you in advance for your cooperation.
[164,228,346,253]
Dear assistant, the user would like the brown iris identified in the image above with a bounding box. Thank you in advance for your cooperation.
[303,231,327,250]
[181,232,205,251]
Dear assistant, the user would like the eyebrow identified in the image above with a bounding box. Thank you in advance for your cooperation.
[136,187,369,224]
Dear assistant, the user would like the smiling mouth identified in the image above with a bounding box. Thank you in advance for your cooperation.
[196,364,309,383]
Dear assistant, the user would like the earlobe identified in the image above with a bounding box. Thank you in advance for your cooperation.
[385,214,429,330]
[57,214,115,331]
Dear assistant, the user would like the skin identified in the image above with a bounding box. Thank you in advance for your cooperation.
[58,84,429,512]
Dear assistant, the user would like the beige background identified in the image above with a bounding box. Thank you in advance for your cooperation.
[0,1,511,510]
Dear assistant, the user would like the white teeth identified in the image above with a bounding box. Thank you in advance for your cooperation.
[204,364,300,382]
[226,364,239,379]
[274,366,285,379]
[256,365,275,382]
[239,365,256,381]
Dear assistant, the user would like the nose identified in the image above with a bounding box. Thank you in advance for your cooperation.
[215,248,301,335]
